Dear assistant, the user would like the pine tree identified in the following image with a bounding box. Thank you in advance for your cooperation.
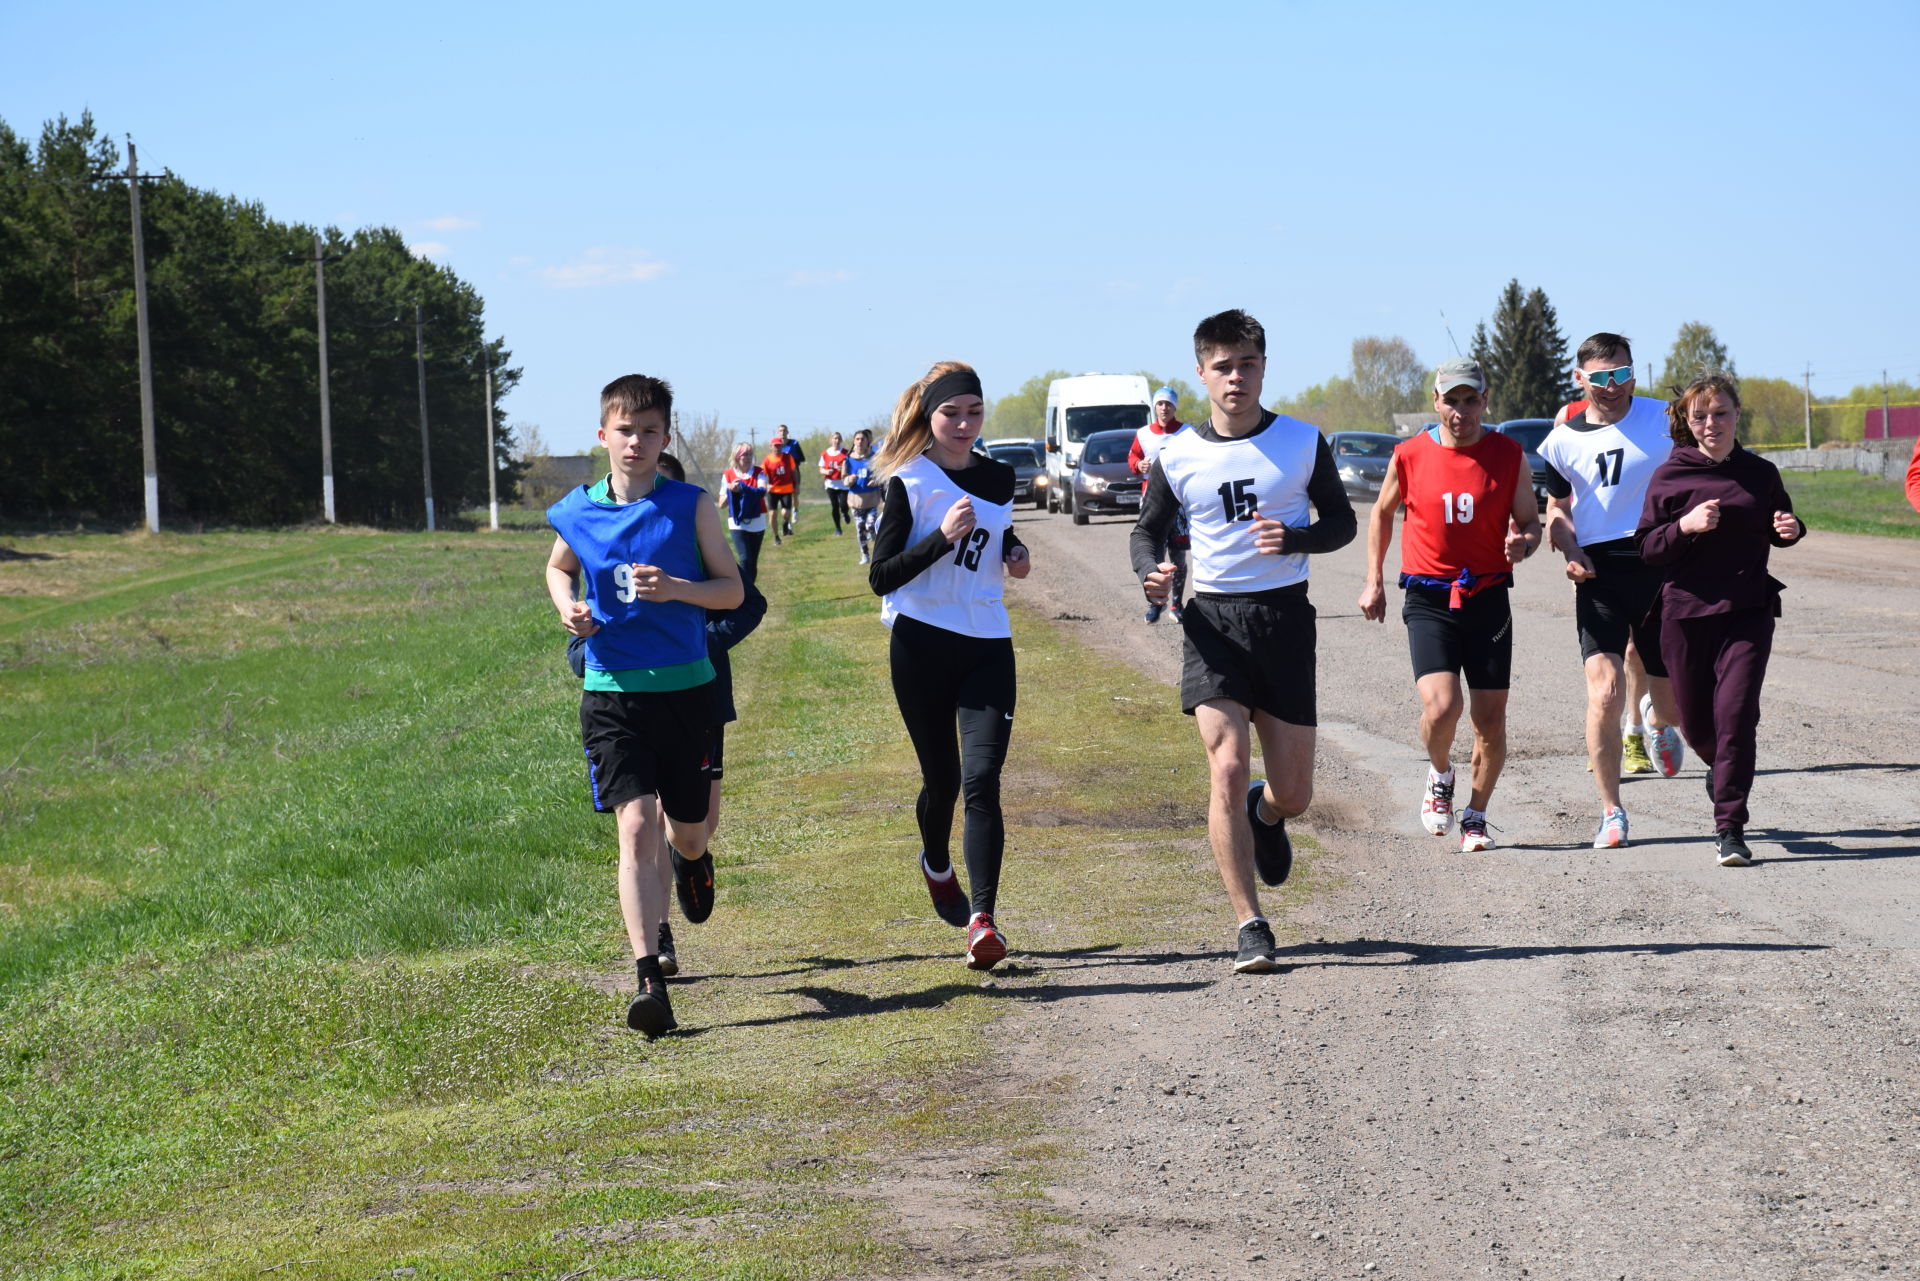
[1470,279,1573,420]
[1663,322,1734,386]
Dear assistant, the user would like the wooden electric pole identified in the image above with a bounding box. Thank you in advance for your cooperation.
[415,303,435,531]
[128,139,159,533]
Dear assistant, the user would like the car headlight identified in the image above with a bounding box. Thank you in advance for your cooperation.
[1034,475,1048,487]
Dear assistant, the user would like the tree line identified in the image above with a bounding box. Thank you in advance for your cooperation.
[0,113,521,528]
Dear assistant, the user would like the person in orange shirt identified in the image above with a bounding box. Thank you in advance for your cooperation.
[1906,434,1920,514]
[762,433,799,542]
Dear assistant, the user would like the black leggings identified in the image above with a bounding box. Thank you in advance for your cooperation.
[889,614,1016,917]
[826,487,851,532]
[729,527,763,586]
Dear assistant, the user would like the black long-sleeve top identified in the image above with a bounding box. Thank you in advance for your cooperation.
[1128,413,1356,583]
[1634,443,1801,619]
[867,456,1027,597]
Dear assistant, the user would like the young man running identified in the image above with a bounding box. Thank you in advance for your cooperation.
[1130,310,1356,973]
[1129,386,1190,624]
[1540,333,1684,848]
[1359,359,1541,851]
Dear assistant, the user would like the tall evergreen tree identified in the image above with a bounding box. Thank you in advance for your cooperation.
[1663,321,1734,386]
[1470,279,1573,420]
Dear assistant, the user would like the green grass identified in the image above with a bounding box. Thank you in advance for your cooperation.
[0,521,1318,1279]
[1779,468,1920,539]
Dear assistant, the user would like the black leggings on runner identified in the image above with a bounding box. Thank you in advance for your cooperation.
[889,613,1015,917]
[826,487,851,532]
[729,527,763,586]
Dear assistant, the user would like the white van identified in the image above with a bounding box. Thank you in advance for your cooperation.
[1042,373,1153,516]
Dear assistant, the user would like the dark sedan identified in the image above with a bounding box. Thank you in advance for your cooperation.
[1492,419,1553,501]
[1329,431,1403,499]
[1068,428,1140,524]
[985,439,1049,509]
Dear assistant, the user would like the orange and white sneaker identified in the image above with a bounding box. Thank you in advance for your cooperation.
[1421,769,1456,836]
[1592,807,1630,849]
[965,913,1007,971]
[1459,809,1495,852]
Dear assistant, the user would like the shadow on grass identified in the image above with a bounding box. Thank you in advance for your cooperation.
[686,942,1166,983]
[1275,938,1828,969]
[709,974,1212,1031]
[0,546,58,561]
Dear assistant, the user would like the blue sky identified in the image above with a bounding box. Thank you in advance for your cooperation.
[5,0,1916,454]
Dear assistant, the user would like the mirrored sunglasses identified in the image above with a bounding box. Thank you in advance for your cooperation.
[1585,365,1635,388]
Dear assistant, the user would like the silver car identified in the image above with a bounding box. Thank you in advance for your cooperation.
[1068,428,1141,525]
[1329,431,1402,499]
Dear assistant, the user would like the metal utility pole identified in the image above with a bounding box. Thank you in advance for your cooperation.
[1882,370,1891,441]
[483,350,498,531]
[1803,364,1813,449]
[415,303,435,531]
[315,233,335,523]
[127,139,159,533]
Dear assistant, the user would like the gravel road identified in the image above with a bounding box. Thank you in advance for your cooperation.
[924,503,1919,1280]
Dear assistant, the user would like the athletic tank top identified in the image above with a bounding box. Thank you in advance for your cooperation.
[721,467,767,529]
[1133,422,1184,491]
[1155,414,1321,594]
[844,455,879,494]
[1539,397,1672,547]
[546,478,709,673]
[1395,428,1522,578]
[762,452,797,494]
[819,448,849,488]
[879,453,1013,639]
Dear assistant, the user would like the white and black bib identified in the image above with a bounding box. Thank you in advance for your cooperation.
[880,454,1014,639]
[1157,414,1322,593]
[1540,397,1673,547]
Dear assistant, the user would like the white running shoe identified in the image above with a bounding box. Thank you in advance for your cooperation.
[1421,769,1455,836]
[1459,809,1495,852]
[1592,807,1630,848]
[1641,694,1686,778]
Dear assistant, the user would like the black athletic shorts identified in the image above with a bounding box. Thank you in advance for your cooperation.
[579,685,716,821]
[1574,540,1667,677]
[1402,584,1513,690]
[767,491,795,511]
[1179,586,1317,726]
[704,723,725,781]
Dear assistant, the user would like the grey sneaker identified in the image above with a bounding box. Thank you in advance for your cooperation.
[1233,920,1280,974]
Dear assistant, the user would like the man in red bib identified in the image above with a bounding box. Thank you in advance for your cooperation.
[1359,357,1542,851]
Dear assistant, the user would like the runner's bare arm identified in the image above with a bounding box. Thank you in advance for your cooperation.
[1506,454,1542,562]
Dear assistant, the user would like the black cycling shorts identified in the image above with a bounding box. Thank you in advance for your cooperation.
[579,686,716,821]
[1402,584,1513,690]
[704,724,725,782]
[1178,587,1317,726]
[1574,540,1667,677]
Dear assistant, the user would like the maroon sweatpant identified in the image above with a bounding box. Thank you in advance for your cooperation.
[1659,606,1775,830]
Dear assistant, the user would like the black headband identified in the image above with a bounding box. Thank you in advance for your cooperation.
[921,369,983,414]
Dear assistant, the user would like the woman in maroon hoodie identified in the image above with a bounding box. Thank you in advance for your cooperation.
[1635,373,1804,867]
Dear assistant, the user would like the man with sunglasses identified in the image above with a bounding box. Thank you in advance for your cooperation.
[1540,333,1686,849]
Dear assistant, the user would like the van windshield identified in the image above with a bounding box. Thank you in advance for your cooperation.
[1065,404,1149,443]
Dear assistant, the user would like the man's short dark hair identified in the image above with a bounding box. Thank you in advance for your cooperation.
[656,451,685,482]
[1576,333,1633,367]
[1194,309,1266,362]
[600,374,673,426]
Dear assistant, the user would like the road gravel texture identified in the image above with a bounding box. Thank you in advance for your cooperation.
[894,504,1919,1281]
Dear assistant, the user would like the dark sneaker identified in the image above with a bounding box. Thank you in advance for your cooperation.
[1145,603,1163,624]
[1233,920,1280,974]
[921,852,971,927]
[1246,781,1293,886]
[626,962,677,1039]
[965,913,1008,971]
[1716,827,1754,867]
[670,846,715,924]
[656,922,679,977]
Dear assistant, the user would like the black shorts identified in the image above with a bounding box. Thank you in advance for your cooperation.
[1574,541,1667,677]
[579,685,716,821]
[767,491,795,511]
[1402,584,1513,690]
[1179,587,1317,726]
[705,723,725,781]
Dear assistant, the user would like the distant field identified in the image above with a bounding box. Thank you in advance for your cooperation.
[0,522,1288,1279]
[1778,468,1920,539]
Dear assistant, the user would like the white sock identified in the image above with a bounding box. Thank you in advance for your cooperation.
[921,852,955,880]
[1239,915,1268,931]
[1430,765,1455,785]
[1624,720,1645,736]
[1461,806,1486,821]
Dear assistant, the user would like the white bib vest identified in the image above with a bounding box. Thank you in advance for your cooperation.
[1540,397,1673,546]
[1157,414,1321,593]
[880,454,1014,638]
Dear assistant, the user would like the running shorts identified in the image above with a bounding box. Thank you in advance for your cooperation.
[704,724,725,781]
[579,686,716,820]
[1178,587,1317,726]
[1402,583,1513,690]
[1574,539,1667,676]
[767,491,795,512]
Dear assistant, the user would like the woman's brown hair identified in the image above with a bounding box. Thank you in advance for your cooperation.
[875,361,978,479]
[1666,372,1742,446]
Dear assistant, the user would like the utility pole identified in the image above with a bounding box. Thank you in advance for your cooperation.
[1802,364,1813,449]
[1882,370,1891,441]
[315,233,335,523]
[127,139,159,533]
[415,303,435,531]
[483,349,498,531]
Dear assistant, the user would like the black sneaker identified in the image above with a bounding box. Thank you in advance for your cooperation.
[627,960,677,1039]
[1246,781,1293,886]
[670,846,715,924]
[921,852,971,927]
[657,922,679,977]
[1233,919,1280,974]
[1716,827,1754,867]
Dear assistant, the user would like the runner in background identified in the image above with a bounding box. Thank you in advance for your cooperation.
[762,433,799,542]
[720,443,770,585]
[1130,386,1190,623]
[819,431,852,537]
[845,428,884,564]
[1906,434,1920,513]
[771,424,806,530]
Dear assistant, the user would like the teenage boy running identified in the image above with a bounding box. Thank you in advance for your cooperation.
[1130,310,1356,973]
[1540,334,1684,849]
[1359,358,1542,851]
[545,375,743,1038]
[1129,386,1191,624]
[762,434,799,541]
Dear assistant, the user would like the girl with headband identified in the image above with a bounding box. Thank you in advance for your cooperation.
[868,362,1031,970]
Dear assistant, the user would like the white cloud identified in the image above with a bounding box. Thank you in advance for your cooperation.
[420,214,480,232]
[540,247,671,289]
[409,241,451,260]
[787,269,853,286]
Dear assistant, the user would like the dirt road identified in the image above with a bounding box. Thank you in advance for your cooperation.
[921,504,1919,1280]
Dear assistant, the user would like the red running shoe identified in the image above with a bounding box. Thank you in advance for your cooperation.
[921,853,970,927]
[965,913,1008,971]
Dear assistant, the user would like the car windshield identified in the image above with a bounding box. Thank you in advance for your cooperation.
[1501,423,1551,452]
[1335,434,1398,458]
[988,444,1040,467]
[1065,404,1148,443]
[1081,434,1132,465]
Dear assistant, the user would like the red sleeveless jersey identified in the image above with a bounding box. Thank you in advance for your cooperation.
[1394,428,1522,578]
